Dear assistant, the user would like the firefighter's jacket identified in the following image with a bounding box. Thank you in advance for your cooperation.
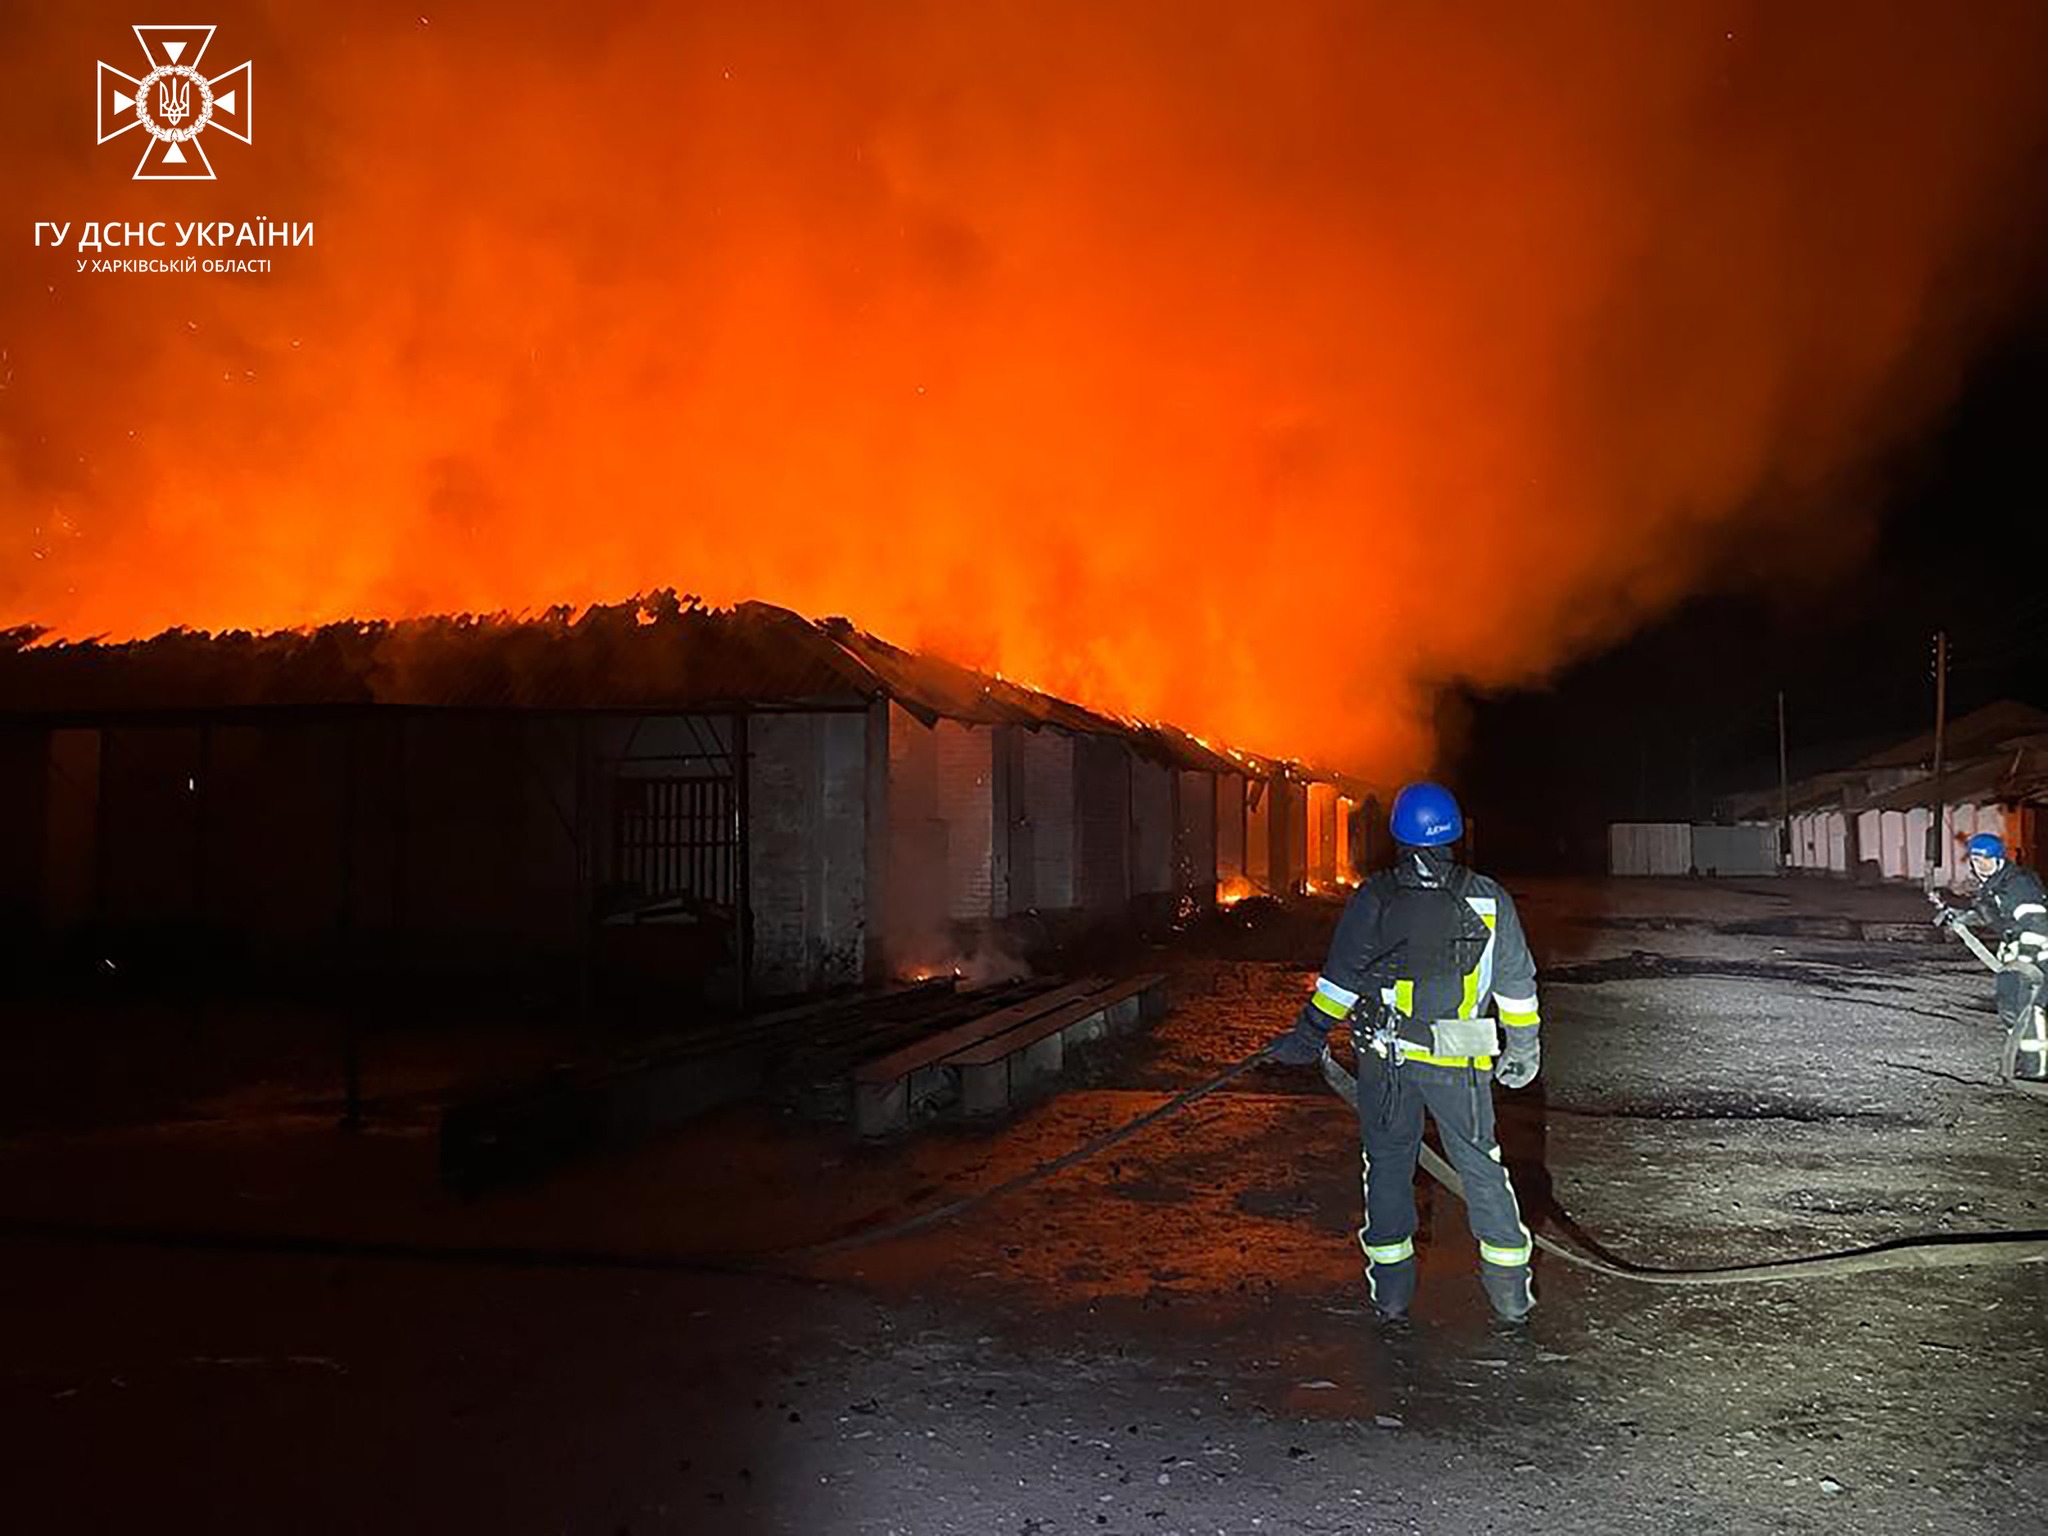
[1966,862,2048,967]
[1297,849,1541,1069]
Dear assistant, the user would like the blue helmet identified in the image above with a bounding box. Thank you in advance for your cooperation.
[1390,781,1463,847]
[1966,832,2006,861]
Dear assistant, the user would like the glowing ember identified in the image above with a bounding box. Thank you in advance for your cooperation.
[1216,876,1258,908]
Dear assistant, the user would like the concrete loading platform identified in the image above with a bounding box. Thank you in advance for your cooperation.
[438,970,1173,1187]
[849,972,1171,1137]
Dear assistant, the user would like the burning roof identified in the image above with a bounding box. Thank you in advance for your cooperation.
[0,594,1333,784]
[8,8,2047,782]
[0,597,868,716]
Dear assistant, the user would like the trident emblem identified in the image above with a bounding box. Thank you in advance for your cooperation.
[96,25,254,181]
[157,77,191,125]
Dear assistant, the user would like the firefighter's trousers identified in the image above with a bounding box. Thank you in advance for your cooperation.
[1352,1052,1533,1318]
[1996,961,2047,1083]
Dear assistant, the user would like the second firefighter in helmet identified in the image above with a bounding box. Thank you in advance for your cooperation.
[1934,832,2048,1083]
[1270,782,1543,1324]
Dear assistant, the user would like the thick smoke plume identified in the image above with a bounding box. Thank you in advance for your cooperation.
[3,2,2045,773]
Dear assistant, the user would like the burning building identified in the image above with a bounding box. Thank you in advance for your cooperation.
[0,597,1360,1006]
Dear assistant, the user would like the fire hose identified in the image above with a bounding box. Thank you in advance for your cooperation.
[779,1035,2048,1283]
[782,1007,2048,1300]
[10,1018,2041,1285]
[1930,892,2048,1092]
[1308,1044,2048,1284]
[1936,907,2005,973]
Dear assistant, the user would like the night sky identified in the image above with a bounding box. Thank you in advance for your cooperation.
[1457,305,2048,871]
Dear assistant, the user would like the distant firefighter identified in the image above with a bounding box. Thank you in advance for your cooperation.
[1268,782,1542,1325]
[1933,833,2048,1083]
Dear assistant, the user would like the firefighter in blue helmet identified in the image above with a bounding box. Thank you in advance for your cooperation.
[1934,833,2048,1083]
[1269,782,1543,1324]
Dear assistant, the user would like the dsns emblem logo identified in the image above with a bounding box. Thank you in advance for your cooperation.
[97,25,253,181]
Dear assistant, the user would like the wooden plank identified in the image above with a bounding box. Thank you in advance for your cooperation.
[779,984,1058,1100]
[958,1016,1072,1118]
[950,973,1168,1066]
[851,976,1110,1083]
[952,976,1171,1118]
[774,983,1058,1127]
[804,979,1048,1053]
[664,980,1053,1107]
[950,996,1105,1066]
[609,981,952,1067]
[749,976,953,1026]
[1103,972,1170,1030]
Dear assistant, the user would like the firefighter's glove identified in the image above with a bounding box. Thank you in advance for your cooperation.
[1494,1037,1540,1090]
[1266,1001,1330,1067]
[1928,893,1966,930]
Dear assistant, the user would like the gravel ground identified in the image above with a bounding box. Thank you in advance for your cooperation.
[3,877,2043,1534]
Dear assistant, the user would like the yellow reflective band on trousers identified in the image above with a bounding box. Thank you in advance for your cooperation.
[1479,1230,1533,1267]
[1501,1010,1540,1027]
[1362,1236,1415,1266]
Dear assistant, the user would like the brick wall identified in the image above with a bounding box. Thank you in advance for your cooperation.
[748,711,869,995]
[935,719,995,920]
[1131,757,1174,896]
[1176,770,1217,897]
[1076,735,1132,914]
[1013,728,1076,911]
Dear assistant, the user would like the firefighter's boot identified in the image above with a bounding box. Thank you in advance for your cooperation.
[1481,1263,1535,1325]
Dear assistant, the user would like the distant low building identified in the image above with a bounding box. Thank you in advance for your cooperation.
[1708,701,2048,884]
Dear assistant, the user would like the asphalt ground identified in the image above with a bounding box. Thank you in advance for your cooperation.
[3,877,2043,1534]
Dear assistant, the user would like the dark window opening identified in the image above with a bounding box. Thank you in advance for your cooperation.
[612,775,738,915]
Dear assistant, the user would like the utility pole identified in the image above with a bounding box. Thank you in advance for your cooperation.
[1926,630,1949,881]
[1776,690,1791,865]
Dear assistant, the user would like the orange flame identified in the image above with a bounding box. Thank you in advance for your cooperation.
[5,6,2046,776]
